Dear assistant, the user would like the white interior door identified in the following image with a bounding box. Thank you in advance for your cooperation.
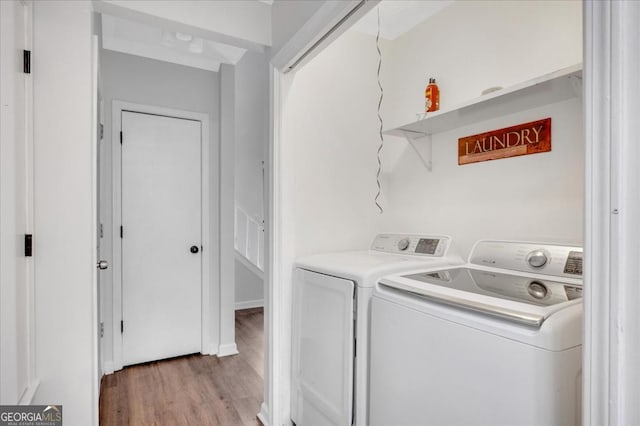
[0,0,32,403]
[121,111,202,366]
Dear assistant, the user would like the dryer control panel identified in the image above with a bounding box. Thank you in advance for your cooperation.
[469,240,583,280]
[371,234,451,257]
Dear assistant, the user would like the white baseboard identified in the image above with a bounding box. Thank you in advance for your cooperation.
[217,343,239,357]
[257,402,269,426]
[18,380,40,405]
[236,299,264,310]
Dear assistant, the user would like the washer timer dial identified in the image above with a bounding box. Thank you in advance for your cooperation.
[526,249,549,268]
[397,238,410,251]
[527,281,548,299]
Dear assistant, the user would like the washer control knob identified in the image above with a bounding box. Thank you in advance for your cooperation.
[527,281,548,299]
[397,238,410,251]
[527,249,548,268]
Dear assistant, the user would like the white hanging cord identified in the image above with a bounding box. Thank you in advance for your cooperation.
[374,7,384,214]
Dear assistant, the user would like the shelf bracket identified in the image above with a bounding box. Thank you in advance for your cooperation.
[401,129,432,171]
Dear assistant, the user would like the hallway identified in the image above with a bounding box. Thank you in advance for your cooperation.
[99,308,264,426]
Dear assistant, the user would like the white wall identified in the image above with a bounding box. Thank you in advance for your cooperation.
[235,51,268,222]
[100,50,221,367]
[234,50,268,307]
[32,2,96,424]
[381,0,583,129]
[285,30,386,257]
[378,0,583,256]
[219,63,237,355]
[235,259,263,309]
[381,99,583,257]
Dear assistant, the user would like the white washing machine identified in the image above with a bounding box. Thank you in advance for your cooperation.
[369,240,584,426]
[291,234,463,426]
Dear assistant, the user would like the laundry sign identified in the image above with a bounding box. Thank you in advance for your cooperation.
[458,118,551,165]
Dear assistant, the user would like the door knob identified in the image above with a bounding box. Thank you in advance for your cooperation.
[190,245,199,254]
[97,260,108,270]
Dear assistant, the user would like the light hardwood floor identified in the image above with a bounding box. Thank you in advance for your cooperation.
[99,308,264,426]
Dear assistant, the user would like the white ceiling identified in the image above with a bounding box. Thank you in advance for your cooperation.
[98,0,271,49]
[102,14,248,72]
[352,0,454,40]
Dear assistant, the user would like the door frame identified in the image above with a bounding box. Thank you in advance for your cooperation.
[583,2,640,424]
[111,100,212,371]
[265,2,379,424]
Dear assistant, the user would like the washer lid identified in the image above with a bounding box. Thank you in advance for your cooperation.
[382,267,583,327]
[295,250,463,287]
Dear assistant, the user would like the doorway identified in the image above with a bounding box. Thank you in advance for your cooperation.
[110,102,213,370]
[94,6,267,424]
[267,1,584,424]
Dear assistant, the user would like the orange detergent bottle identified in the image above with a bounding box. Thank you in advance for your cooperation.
[425,77,440,113]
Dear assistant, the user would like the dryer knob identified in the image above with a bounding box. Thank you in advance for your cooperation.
[397,238,410,251]
[527,250,548,268]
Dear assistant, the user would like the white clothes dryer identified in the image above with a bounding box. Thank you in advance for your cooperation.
[369,240,584,426]
[291,234,463,426]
